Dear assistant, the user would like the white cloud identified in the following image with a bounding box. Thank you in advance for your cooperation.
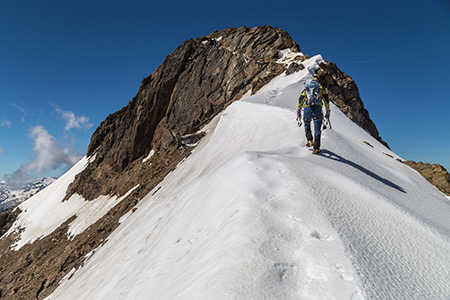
[9,102,28,116]
[55,107,92,131]
[0,119,12,129]
[3,125,82,189]
[26,125,81,173]
[0,146,3,154]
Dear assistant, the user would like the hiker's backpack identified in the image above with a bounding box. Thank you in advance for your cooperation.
[305,78,321,106]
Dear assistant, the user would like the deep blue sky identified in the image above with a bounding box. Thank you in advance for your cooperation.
[1,0,449,183]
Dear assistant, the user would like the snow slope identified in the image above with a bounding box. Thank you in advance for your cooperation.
[4,156,138,249]
[9,54,450,299]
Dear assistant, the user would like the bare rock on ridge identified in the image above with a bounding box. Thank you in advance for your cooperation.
[66,25,299,201]
[0,207,20,237]
[316,61,389,148]
[402,161,450,196]
[66,25,390,202]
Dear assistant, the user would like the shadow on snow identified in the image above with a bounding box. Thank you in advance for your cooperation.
[320,150,406,194]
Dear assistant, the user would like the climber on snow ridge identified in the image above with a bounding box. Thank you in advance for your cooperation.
[296,75,331,154]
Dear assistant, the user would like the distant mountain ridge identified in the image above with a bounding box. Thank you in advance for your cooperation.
[0,177,56,211]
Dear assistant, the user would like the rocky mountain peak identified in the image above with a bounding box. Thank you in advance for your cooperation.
[66,25,387,203]
[66,25,302,201]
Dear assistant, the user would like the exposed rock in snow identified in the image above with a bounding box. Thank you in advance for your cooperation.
[402,160,450,196]
[317,61,388,148]
[0,207,21,237]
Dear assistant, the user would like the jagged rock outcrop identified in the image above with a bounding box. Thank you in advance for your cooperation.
[285,61,305,75]
[316,61,389,148]
[402,161,450,196]
[0,207,20,237]
[66,25,300,201]
[66,26,388,202]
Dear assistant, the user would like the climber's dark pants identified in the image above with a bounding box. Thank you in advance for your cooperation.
[303,105,323,149]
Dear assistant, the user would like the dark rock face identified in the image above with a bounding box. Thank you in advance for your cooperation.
[66,25,299,201]
[0,207,20,238]
[316,61,389,148]
[402,161,450,196]
[285,62,305,76]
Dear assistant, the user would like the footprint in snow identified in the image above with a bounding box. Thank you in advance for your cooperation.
[331,262,353,281]
[311,230,334,241]
[287,214,301,223]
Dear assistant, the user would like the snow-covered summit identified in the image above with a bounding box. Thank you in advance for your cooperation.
[14,56,445,299]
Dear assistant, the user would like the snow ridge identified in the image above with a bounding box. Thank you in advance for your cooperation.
[41,56,450,299]
[1,54,446,299]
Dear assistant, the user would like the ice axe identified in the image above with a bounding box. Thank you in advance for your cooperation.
[323,117,332,130]
[327,117,332,129]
